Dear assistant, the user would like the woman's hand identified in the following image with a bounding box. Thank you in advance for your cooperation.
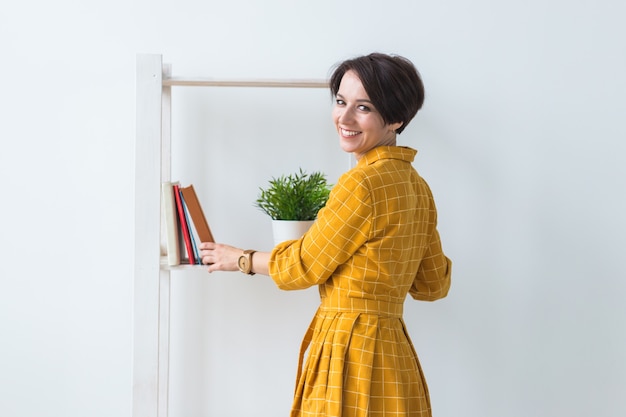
[198,242,242,273]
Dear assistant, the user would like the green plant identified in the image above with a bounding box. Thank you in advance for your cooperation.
[255,168,331,220]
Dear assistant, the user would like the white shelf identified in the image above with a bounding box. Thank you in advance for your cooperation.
[163,77,328,88]
[134,53,329,417]
[159,257,209,270]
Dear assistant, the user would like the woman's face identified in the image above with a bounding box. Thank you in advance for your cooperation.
[332,70,401,160]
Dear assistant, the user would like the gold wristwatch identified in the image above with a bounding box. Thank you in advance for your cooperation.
[237,250,256,275]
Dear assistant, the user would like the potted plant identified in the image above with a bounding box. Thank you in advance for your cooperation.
[255,168,331,245]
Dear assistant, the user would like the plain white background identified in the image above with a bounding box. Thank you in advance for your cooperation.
[1,1,625,416]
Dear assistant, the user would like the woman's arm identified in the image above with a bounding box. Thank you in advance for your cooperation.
[199,241,270,276]
[408,229,452,301]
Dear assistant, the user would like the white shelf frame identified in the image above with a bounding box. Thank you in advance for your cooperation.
[133,54,327,417]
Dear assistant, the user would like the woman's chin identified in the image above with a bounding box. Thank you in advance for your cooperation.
[339,139,359,154]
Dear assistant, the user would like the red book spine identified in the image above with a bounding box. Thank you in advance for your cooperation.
[173,183,195,264]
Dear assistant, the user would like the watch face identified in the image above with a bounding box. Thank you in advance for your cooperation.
[238,255,249,272]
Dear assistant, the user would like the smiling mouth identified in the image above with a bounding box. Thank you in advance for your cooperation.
[341,128,360,137]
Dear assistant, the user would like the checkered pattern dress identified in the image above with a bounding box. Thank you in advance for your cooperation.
[269,146,452,417]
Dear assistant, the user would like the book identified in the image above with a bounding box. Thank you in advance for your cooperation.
[161,182,181,265]
[173,183,195,265]
[180,192,201,264]
[180,184,215,244]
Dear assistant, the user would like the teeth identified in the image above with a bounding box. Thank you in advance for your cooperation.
[342,128,359,137]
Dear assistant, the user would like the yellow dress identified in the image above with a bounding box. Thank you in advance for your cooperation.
[269,146,452,417]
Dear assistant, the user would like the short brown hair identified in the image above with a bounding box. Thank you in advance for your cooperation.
[329,53,425,134]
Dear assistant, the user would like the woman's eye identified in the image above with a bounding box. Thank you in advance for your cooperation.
[336,99,345,105]
[357,105,371,112]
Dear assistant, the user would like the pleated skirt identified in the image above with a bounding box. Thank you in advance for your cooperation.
[290,298,432,417]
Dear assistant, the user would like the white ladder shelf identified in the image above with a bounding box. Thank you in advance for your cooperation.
[133,53,327,417]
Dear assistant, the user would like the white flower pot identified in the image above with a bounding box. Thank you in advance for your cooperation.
[271,220,315,246]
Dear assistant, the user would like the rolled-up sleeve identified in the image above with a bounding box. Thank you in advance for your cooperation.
[269,170,372,290]
[409,227,452,301]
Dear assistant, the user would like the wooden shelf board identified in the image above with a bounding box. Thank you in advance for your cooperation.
[162,77,328,88]
[160,257,209,270]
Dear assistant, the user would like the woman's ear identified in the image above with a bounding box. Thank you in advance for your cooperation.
[390,121,403,133]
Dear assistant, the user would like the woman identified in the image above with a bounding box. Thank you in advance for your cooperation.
[200,52,452,417]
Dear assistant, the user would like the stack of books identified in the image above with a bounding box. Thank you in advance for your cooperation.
[161,182,214,266]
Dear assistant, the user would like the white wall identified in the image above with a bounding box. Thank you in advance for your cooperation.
[1,1,625,416]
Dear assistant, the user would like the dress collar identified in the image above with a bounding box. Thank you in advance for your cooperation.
[357,146,417,167]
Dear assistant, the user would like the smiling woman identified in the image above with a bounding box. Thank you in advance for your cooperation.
[201,52,451,417]
[329,53,425,160]
[332,71,402,157]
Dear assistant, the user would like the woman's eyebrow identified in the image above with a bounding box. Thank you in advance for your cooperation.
[336,93,374,105]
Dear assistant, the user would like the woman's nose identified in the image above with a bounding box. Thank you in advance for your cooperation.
[337,107,354,124]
